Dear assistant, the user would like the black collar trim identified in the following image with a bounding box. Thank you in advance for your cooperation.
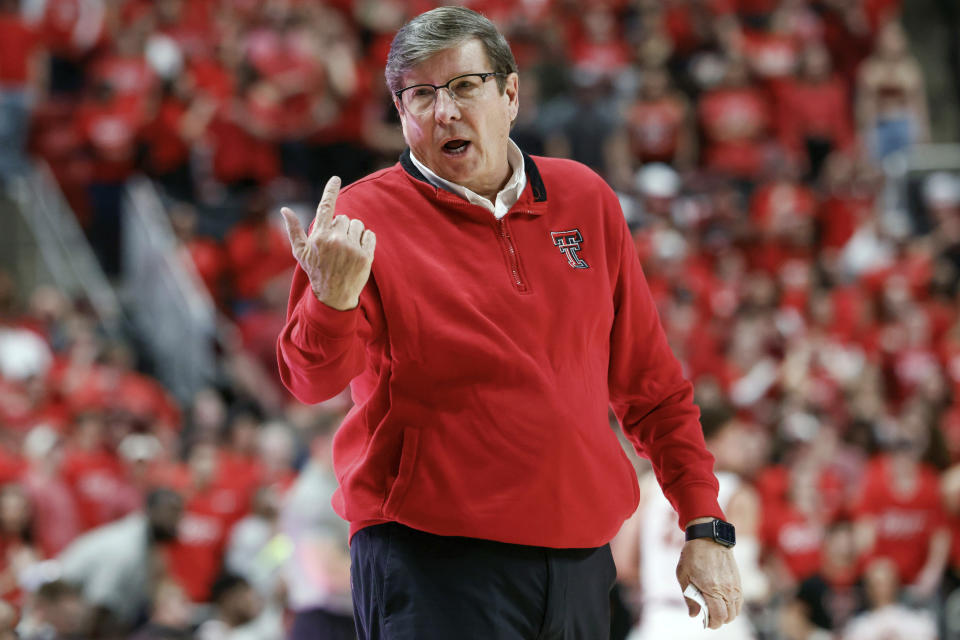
[522,150,547,202]
[399,148,429,185]
[399,146,547,203]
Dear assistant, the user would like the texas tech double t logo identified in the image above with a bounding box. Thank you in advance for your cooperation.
[551,229,589,269]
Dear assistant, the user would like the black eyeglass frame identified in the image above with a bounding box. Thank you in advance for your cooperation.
[394,72,505,106]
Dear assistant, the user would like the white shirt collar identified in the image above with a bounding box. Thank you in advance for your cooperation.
[409,139,527,219]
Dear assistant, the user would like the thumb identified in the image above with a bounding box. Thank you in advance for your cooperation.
[682,582,707,620]
[280,207,306,255]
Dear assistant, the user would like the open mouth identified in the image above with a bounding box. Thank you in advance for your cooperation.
[441,139,471,156]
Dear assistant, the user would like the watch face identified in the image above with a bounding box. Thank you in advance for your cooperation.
[714,520,736,546]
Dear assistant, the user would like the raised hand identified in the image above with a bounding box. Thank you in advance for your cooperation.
[281,176,376,311]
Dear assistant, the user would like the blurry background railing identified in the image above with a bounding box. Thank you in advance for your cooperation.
[121,177,217,405]
[2,163,122,336]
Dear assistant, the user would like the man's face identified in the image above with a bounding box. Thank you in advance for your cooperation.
[396,38,519,197]
[148,493,183,542]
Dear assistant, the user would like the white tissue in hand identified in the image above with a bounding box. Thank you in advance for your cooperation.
[683,584,708,629]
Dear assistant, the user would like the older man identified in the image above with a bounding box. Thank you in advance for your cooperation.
[278,6,741,639]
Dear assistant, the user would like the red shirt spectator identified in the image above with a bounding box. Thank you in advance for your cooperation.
[736,0,778,15]
[186,236,228,305]
[41,0,106,57]
[774,44,854,164]
[626,96,686,165]
[0,448,24,486]
[59,363,180,430]
[741,29,800,82]
[0,11,40,89]
[624,66,690,166]
[818,191,872,251]
[311,51,373,147]
[0,484,36,607]
[0,377,69,434]
[21,434,81,558]
[853,454,947,584]
[205,101,280,187]
[61,443,127,531]
[75,88,145,184]
[155,0,216,59]
[862,0,902,31]
[763,501,826,582]
[168,444,247,601]
[820,3,873,85]
[749,179,818,236]
[88,52,157,115]
[698,63,773,179]
[169,487,237,601]
[140,96,191,176]
[757,464,847,524]
[224,210,296,303]
[567,6,631,77]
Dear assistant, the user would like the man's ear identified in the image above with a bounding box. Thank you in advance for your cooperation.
[505,73,520,122]
[394,98,409,139]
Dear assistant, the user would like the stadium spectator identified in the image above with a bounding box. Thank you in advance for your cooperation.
[0,484,38,607]
[169,203,228,308]
[613,406,767,639]
[61,411,129,531]
[763,463,830,590]
[167,442,242,603]
[697,57,774,182]
[0,599,14,640]
[57,488,183,636]
[0,0,45,179]
[281,413,354,640]
[20,427,79,559]
[16,579,88,640]
[196,573,283,640]
[223,190,296,310]
[774,43,854,180]
[842,557,937,640]
[127,579,194,640]
[851,421,949,604]
[940,461,960,603]
[791,520,865,634]
[856,20,930,161]
[623,65,696,170]
[224,486,282,598]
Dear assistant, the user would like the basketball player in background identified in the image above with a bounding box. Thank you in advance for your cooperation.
[613,406,768,639]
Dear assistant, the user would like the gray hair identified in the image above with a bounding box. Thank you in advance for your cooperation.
[386,6,518,98]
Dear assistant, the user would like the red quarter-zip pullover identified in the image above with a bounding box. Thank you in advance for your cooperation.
[278,150,722,548]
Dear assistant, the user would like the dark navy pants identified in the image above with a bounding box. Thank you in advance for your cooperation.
[289,607,357,640]
[350,522,616,640]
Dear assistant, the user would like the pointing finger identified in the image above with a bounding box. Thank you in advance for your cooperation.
[313,176,341,234]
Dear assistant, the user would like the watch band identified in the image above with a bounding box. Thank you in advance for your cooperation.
[685,519,736,547]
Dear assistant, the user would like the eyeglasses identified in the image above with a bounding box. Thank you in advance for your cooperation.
[395,72,504,116]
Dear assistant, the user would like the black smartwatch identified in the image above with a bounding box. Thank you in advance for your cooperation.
[685,519,736,548]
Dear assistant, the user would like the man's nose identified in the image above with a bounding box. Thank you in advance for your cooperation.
[433,88,461,123]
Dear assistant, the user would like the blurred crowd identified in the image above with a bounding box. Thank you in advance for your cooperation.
[1,0,960,638]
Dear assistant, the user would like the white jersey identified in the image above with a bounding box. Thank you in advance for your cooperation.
[630,471,756,640]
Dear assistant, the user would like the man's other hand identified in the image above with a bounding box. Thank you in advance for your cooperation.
[676,519,743,630]
[281,176,376,311]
